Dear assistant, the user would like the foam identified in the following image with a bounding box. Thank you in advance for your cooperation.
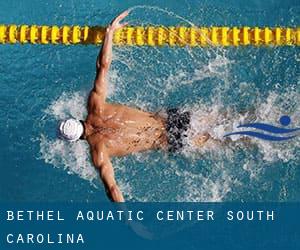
[175,165,233,202]
[39,134,97,184]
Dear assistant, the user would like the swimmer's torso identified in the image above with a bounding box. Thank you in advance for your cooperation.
[85,92,167,156]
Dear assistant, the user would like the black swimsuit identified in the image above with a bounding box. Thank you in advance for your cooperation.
[166,108,191,153]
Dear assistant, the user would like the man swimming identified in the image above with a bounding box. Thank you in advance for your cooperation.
[58,11,210,202]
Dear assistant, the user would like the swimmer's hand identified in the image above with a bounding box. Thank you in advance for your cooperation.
[107,10,129,33]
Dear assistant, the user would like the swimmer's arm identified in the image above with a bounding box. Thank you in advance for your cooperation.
[93,29,112,99]
[92,144,125,202]
[94,11,129,99]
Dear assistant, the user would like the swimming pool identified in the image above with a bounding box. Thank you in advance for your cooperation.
[0,0,299,202]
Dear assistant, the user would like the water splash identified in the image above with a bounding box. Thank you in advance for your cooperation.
[39,89,300,202]
[39,134,98,185]
[38,6,300,202]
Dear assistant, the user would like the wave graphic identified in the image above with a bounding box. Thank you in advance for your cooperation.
[237,123,300,134]
[224,131,297,141]
[224,116,300,142]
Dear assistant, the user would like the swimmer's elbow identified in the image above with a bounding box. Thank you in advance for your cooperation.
[96,57,110,72]
[100,58,111,70]
[92,156,104,169]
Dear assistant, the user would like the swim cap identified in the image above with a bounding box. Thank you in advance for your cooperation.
[58,118,84,142]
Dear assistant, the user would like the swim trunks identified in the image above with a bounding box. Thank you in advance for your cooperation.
[166,108,191,153]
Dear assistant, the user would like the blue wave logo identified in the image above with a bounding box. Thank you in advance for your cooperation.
[224,116,300,141]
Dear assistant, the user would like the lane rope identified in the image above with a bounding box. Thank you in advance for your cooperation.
[0,25,299,46]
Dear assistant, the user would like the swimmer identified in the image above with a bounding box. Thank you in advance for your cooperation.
[58,11,211,202]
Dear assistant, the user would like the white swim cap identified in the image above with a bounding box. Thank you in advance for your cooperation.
[58,118,84,142]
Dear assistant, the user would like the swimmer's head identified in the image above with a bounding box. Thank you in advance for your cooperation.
[57,118,84,142]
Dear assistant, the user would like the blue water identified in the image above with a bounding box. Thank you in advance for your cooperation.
[0,0,299,202]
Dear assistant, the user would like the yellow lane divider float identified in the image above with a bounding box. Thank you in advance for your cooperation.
[0,25,299,46]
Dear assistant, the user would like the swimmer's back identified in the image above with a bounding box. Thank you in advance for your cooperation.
[86,102,168,157]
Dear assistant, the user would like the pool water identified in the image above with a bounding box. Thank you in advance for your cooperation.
[0,0,299,202]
